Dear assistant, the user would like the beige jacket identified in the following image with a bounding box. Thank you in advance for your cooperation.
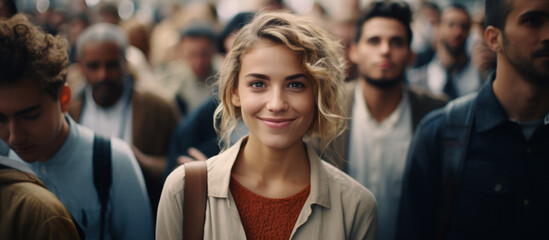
[157,137,378,240]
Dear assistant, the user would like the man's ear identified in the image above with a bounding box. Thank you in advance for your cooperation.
[59,85,72,113]
[231,87,241,107]
[485,26,503,53]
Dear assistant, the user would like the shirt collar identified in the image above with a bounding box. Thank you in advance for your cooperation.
[475,72,509,132]
[354,80,409,128]
[207,136,331,208]
[0,156,36,175]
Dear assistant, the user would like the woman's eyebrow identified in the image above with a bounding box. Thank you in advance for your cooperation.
[285,73,306,81]
[244,73,269,80]
[244,73,306,81]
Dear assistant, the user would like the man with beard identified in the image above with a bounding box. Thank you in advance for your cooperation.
[326,2,446,240]
[407,4,482,100]
[69,23,179,213]
[397,0,549,239]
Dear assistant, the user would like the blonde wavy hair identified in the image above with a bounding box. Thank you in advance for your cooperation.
[0,14,68,99]
[214,11,347,154]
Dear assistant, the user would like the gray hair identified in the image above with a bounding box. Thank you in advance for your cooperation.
[76,23,128,59]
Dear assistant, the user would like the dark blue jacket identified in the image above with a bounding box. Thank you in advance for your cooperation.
[397,74,549,239]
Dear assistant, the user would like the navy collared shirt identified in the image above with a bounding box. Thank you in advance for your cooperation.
[397,73,549,240]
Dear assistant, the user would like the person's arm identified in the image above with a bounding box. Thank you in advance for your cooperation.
[396,110,445,240]
[165,98,219,178]
[110,139,154,240]
[156,165,186,240]
[177,147,208,164]
[131,145,166,185]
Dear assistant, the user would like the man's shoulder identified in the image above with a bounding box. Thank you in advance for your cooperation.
[407,86,448,109]
[108,137,138,164]
[73,124,136,167]
[414,93,477,137]
[416,108,446,133]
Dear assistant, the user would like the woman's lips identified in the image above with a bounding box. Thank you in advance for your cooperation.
[259,117,295,129]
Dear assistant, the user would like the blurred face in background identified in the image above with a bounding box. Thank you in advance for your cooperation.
[351,17,412,88]
[421,5,441,26]
[331,21,358,79]
[79,41,127,107]
[0,1,11,19]
[438,7,471,57]
[179,36,216,81]
[68,18,89,45]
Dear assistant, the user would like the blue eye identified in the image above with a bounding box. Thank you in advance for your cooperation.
[288,82,305,88]
[250,81,266,88]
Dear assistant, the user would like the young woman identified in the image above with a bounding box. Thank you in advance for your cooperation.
[157,11,378,240]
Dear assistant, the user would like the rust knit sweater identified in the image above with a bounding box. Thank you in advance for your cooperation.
[230,177,310,240]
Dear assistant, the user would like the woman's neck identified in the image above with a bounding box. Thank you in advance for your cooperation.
[231,135,310,198]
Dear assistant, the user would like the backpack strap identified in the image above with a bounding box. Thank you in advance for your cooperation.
[93,135,112,240]
[183,160,208,240]
[436,94,477,239]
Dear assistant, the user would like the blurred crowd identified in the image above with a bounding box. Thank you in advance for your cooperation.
[3,0,546,239]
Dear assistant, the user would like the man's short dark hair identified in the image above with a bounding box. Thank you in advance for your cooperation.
[485,0,513,30]
[444,3,471,20]
[422,1,440,13]
[180,22,217,43]
[354,1,413,46]
[0,14,68,100]
[218,12,255,53]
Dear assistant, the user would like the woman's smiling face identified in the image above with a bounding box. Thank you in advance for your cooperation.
[232,40,315,150]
